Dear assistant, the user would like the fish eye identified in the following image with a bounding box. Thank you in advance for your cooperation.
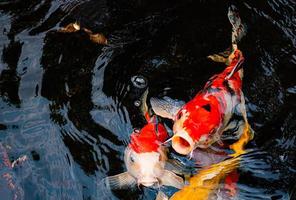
[130,154,135,163]
[176,111,182,120]
[133,128,140,133]
[202,104,211,112]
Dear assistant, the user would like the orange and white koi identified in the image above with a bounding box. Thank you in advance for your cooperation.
[169,123,253,200]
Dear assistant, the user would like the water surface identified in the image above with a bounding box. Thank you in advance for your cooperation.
[0,0,295,199]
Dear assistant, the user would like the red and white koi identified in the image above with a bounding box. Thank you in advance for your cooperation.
[103,90,183,192]
[151,6,249,156]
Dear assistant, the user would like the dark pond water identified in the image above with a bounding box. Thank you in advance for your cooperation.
[0,0,296,199]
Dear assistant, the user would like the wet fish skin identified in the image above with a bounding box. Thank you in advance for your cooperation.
[169,124,253,200]
[150,5,248,156]
[102,90,184,197]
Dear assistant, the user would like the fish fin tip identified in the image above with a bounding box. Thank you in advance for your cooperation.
[207,54,229,64]
[228,5,247,45]
[156,191,169,200]
[103,172,136,190]
[160,170,184,189]
[150,97,184,120]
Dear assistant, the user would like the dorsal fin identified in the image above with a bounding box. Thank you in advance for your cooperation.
[150,96,185,120]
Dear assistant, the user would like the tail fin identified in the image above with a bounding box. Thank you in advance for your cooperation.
[228,5,247,45]
[208,6,246,66]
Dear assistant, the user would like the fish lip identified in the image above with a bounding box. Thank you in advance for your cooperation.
[195,143,209,149]
[138,178,158,187]
[172,131,195,155]
[140,182,155,187]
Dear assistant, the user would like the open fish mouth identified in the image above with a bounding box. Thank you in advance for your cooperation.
[139,178,158,187]
[172,130,214,155]
[172,130,195,155]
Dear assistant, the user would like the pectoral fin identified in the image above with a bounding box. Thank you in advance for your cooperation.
[103,172,136,190]
[156,191,169,200]
[165,159,193,179]
[207,53,229,64]
[160,170,184,189]
[150,97,184,120]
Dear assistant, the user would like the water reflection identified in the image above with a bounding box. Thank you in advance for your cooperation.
[0,0,296,200]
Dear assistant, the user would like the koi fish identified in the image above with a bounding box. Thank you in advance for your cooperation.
[151,5,249,155]
[170,156,240,200]
[103,90,184,193]
[156,6,254,200]
[169,123,253,200]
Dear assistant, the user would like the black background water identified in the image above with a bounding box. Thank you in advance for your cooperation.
[0,0,295,199]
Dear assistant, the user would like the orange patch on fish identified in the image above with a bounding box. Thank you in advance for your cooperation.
[170,124,253,200]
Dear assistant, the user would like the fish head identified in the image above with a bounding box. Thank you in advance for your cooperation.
[125,123,168,187]
[124,147,167,187]
[172,96,222,155]
[105,124,183,190]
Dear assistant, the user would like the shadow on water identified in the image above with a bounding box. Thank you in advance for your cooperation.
[0,0,296,199]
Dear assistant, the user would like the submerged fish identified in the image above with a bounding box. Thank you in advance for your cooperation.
[103,90,184,194]
[170,156,240,200]
[169,123,253,200]
[151,6,249,156]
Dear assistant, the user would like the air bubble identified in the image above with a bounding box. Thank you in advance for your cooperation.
[134,100,141,107]
[131,75,147,88]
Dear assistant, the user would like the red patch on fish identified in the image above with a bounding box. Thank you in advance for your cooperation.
[180,95,222,142]
[129,123,168,153]
[224,170,239,196]
[177,49,244,143]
